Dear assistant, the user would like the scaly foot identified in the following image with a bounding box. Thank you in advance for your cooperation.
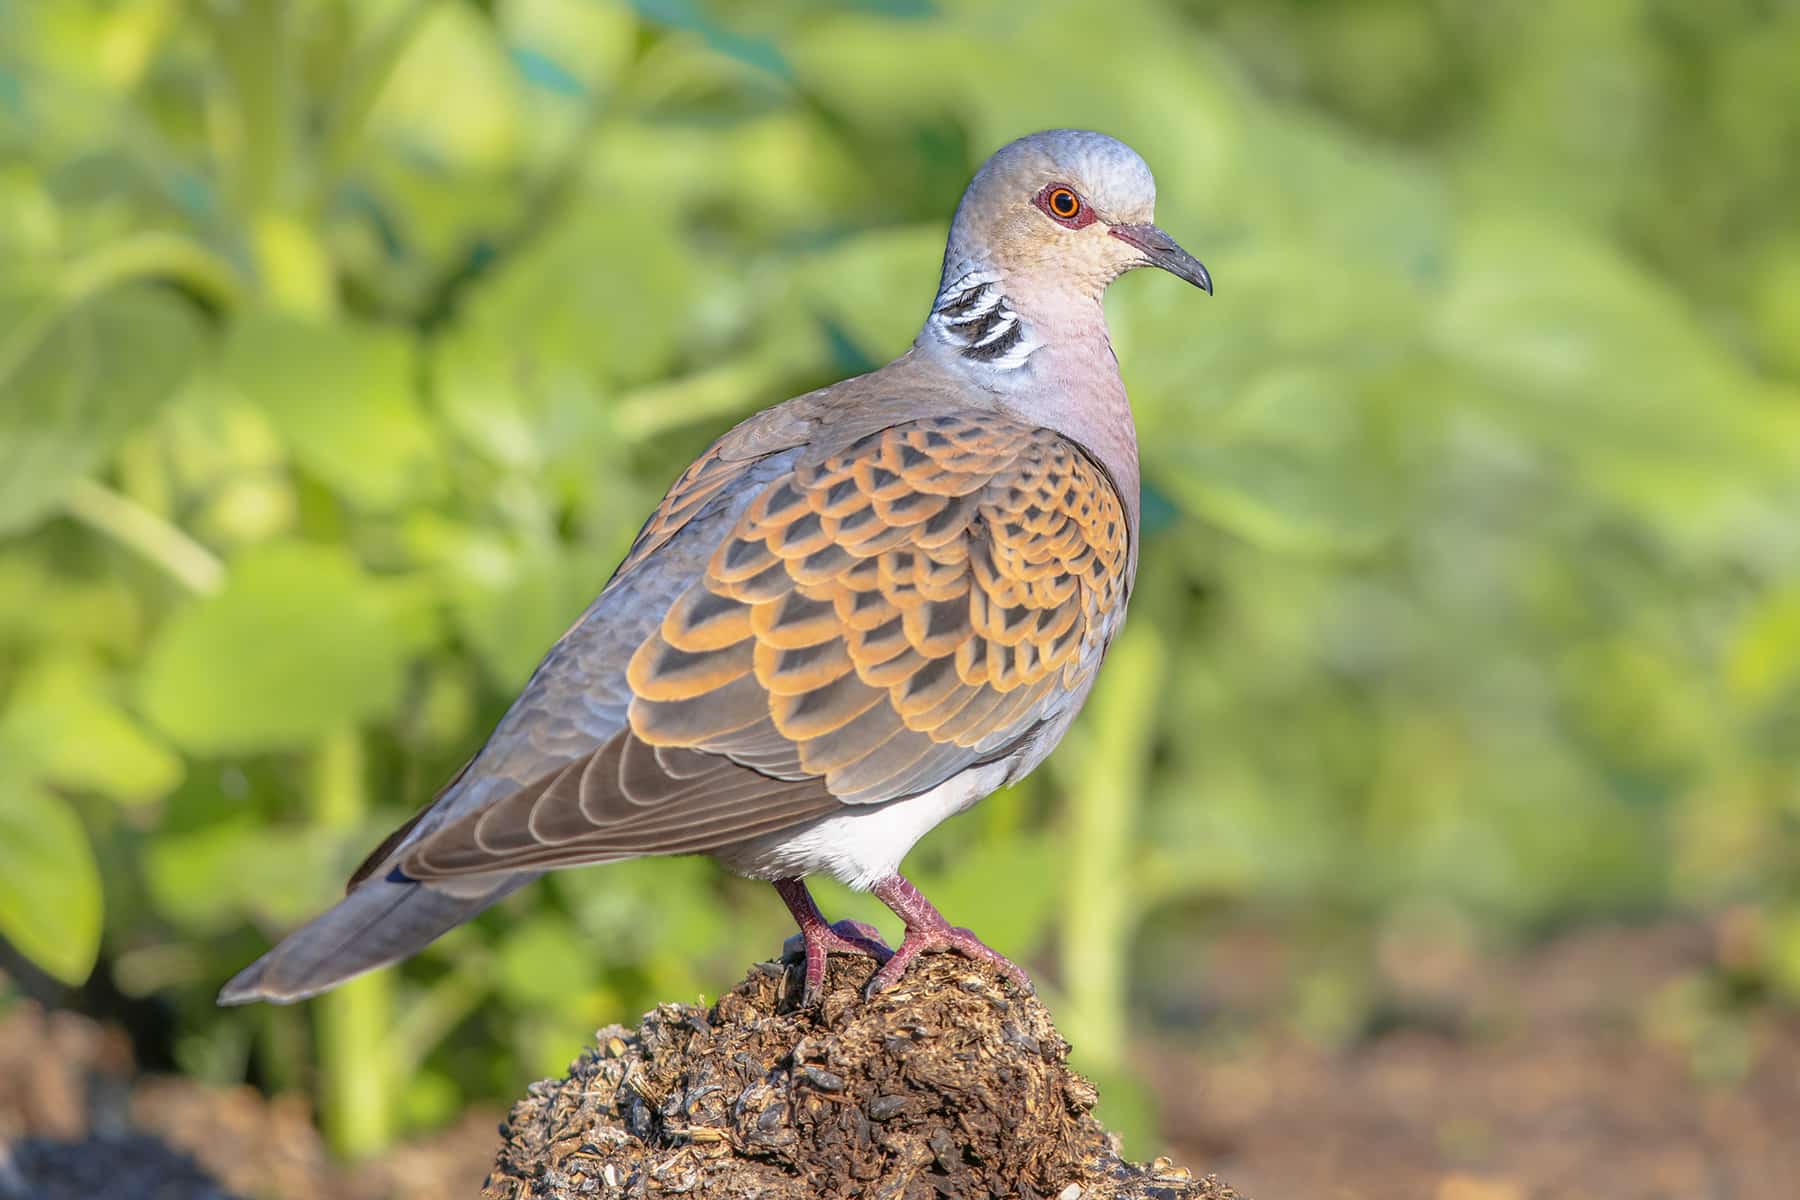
[865,873,1032,996]
[773,878,892,1006]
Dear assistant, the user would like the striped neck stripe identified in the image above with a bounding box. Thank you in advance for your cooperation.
[928,272,1037,370]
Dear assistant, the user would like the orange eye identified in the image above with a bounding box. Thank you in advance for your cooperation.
[1035,183,1094,227]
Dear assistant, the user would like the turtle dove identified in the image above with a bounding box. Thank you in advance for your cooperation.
[220,129,1212,1009]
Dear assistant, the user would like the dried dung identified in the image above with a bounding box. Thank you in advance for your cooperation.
[484,953,1238,1199]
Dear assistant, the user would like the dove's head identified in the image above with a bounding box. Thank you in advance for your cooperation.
[940,129,1211,303]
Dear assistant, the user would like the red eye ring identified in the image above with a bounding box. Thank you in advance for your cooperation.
[1035,183,1094,228]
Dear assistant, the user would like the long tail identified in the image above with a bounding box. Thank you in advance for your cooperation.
[217,871,537,1005]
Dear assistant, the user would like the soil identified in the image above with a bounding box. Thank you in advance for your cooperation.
[483,954,1234,1200]
[1152,920,1800,1200]
[6,919,1798,1199]
[2,1132,238,1200]
[0,996,496,1200]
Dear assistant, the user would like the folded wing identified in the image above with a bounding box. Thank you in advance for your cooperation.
[396,412,1131,879]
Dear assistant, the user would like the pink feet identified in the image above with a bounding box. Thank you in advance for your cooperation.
[865,874,1032,996]
[774,878,891,1007]
[771,874,1032,1007]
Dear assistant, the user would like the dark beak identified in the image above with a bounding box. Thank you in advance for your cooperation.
[1109,223,1213,295]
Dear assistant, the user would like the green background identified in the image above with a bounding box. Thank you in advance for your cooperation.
[2,0,1798,1166]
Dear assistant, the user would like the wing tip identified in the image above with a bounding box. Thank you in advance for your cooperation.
[216,956,357,1007]
[216,960,279,1007]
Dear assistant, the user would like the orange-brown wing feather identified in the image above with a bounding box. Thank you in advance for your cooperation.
[615,440,761,577]
[629,413,1131,806]
[393,413,1129,879]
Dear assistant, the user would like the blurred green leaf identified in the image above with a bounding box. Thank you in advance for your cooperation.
[429,325,617,484]
[143,818,264,932]
[221,311,441,511]
[2,654,183,805]
[0,284,203,534]
[628,0,789,79]
[401,1070,462,1134]
[784,227,941,363]
[1435,217,1765,465]
[457,206,698,388]
[0,771,103,985]
[365,0,524,172]
[137,541,409,753]
[0,553,142,656]
[447,542,608,689]
[1728,585,1800,711]
[497,913,596,1007]
[1156,368,1400,555]
[556,855,729,965]
[144,817,346,932]
[910,834,1061,958]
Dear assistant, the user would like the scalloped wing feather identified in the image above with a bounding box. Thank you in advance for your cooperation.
[629,414,1130,804]
[395,412,1130,880]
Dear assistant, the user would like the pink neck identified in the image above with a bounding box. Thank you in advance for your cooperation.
[917,283,1141,539]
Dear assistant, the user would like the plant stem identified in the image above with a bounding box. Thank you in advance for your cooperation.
[313,0,439,212]
[612,356,785,441]
[58,231,244,311]
[312,728,392,1158]
[1059,623,1165,1069]
[62,478,226,595]
[211,0,295,218]
[390,951,490,1079]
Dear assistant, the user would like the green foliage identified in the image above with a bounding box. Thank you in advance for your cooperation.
[138,541,411,754]
[222,312,441,512]
[0,769,103,986]
[0,282,205,535]
[1,0,1797,1163]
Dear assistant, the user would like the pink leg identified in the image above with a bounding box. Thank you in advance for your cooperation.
[773,878,892,1006]
[865,874,1032,995]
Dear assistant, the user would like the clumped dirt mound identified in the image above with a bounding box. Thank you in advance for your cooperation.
[484,954,1236,1200]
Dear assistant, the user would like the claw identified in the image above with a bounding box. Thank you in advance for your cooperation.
[773,880,892,1007]
[865,922,1031,996]
[865,874,1033,996]
[772,875,1027,1007]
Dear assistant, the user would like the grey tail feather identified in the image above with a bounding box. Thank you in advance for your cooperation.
[217,872,536,1006]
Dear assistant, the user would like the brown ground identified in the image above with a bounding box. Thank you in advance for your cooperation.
[485,953,1230,1200]
[1153,920,1800,1200]
[0,996,495,1200]
[3,920,1796,1199]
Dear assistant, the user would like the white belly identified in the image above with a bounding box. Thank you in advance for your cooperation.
[710,762,1012,890]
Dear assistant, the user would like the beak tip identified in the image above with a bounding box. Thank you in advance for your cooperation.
[1111,223,1212,296]
[1176,261,1213,296]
